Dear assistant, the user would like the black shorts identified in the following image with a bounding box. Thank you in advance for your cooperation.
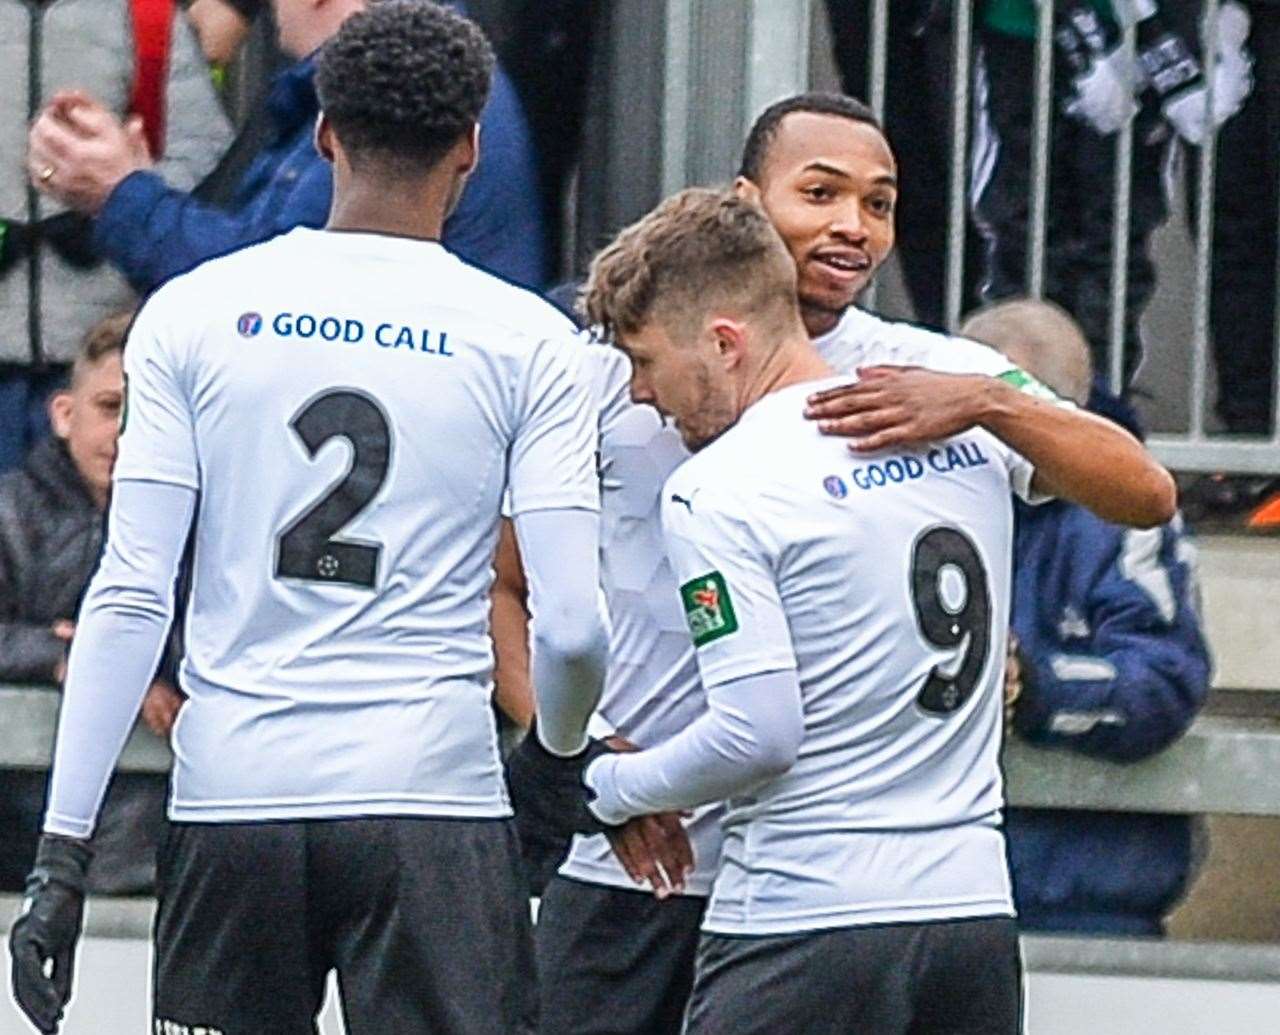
[683,916,1022,1035]
[152,816,536,1035]
[535,875,706,1035]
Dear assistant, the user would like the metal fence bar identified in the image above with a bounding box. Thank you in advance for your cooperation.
[661,0,694,196]
[745,0,811,137]
[944,0,973,332]
[866,0,889,123]
[1189,0,1221,439]
[1108,23,1137,394]
[1026,0,1054,300]
[1273,146,1280,444]
[862,0,890,313]
[1023,935,1280,985]
[1148,438,1280,475]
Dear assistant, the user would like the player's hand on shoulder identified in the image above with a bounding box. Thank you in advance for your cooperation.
[804,366,992,452]
[9,834,93,1034]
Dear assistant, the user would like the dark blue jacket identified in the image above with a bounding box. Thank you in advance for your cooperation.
[93,53,547,293]
[1006,496,1212,935]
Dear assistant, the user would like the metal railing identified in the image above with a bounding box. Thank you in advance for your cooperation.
[585,0,1280,473]
[857,0,1280,472]
[6,684,1280,989]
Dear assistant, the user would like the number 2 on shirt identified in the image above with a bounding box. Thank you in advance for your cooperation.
[274,389,391,589]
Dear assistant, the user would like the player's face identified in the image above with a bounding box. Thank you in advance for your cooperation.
[621,320,736,452]
[741,113,897,334]
[50,353,123,507]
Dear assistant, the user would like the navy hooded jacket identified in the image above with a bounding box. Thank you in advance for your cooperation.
[1006,492,1212,935]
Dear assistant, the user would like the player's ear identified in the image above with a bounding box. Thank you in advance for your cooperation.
[48,390,73,441]
[710,317,748,370]
[733,176,761,204]
[456,122,480,178]
[314,113,337,163]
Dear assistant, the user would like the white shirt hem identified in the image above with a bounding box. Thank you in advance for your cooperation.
[702,895,1015,937]
[558,852,715,898]
[169,795,512,823]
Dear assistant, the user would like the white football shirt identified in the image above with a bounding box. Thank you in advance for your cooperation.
[812,304,1020,379]
[560,309,1029,896]
[558,346,721,895]
[117,227,597,823]
[661,376,1033,936]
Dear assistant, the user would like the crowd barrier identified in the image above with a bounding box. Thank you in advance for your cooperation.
[5,682,1280,1016]
[577,0,1280,473]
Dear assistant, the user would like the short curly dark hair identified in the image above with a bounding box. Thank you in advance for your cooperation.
[316,0,495,174]
[738,92,883,184]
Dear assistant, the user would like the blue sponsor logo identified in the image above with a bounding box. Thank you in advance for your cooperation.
[834,440,991,495]
[236,312,263,338]
[852,455,927,491]
[266,311,453,356]
[823,475,848,499]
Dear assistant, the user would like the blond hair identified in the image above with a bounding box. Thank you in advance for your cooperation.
[960,298,1092,406]
[582,187,797,342]
[70,310,133,388]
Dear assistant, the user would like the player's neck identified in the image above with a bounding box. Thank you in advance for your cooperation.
[800,301,844,339]
[740,334,834,413]
[326,181,450,242]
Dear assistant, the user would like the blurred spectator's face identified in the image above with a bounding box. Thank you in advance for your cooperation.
[743,113,897,328]
[48,352,124,508]
[272,0,321,58]
[271,0,308,56]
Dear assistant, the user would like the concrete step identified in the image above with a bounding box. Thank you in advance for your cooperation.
[1197,535,1280,692]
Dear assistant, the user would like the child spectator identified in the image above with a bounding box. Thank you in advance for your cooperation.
[0,312,180,895]
[963,298,1212,935]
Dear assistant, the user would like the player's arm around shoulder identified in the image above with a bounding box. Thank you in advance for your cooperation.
[802,350,1175,529]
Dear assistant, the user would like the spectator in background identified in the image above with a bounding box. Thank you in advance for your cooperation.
[1183,0,1280,523]
[823,0,985,330]
[973,0,1251,387]
[1,0,232,474]
[188,0,261,67]
[478,0,602,280]
[963,298,1211,936]
[0,313,180,895]
[26,0,549,291]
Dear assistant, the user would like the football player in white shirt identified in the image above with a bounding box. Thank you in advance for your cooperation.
[7,5,606,1035]
[579,185,1036,1033]
[528,93,1174,1035]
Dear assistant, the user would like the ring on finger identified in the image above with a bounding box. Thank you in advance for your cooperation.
[38,166,55,183]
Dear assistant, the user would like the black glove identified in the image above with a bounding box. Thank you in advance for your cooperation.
[506,722,618,842]
[9,835,93,1035]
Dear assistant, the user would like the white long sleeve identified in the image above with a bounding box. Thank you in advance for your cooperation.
[513,507,608,756]
[584,668,805,825]
[43,479,195,838]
